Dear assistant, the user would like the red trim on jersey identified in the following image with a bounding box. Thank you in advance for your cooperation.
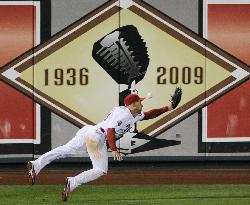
[143,106,169,120]
[107,128,117,151]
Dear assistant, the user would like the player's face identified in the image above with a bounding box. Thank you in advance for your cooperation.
[134,101,143,113]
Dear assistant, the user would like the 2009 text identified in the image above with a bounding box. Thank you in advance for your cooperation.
[157,66,203,85]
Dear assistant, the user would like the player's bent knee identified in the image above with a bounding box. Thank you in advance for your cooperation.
[95,168,107,176]
[86,138,98,150]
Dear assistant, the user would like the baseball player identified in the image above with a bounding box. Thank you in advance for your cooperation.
[27,88,182,201]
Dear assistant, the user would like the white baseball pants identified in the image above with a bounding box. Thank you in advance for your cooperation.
[33,125,108,192]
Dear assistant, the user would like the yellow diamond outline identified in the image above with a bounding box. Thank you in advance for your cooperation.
[0,0,249,134]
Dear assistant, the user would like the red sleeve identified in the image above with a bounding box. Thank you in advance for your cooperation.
[107,128,117,151]
[143,106,169,120]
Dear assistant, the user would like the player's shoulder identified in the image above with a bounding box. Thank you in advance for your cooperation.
[135,112,145,121]
[112,106,130,116]
[137,112,144,117]
[113,106,128,111]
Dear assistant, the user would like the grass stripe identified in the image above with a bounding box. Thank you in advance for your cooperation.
[0,184,250,205]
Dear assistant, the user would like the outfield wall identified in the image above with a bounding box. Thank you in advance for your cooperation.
[0,0,249,163]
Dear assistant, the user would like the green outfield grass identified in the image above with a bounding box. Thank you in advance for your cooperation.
[0,184,250,205]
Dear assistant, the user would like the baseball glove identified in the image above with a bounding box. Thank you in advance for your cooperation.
[170,87,182,109]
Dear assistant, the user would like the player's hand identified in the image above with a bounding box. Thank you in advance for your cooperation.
[112,151,123,161]
[166,101,173,111]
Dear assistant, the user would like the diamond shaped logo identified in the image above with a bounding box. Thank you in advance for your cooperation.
[0,0,249,138]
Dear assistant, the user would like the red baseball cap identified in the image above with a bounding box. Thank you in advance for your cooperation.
[124,94,145,106]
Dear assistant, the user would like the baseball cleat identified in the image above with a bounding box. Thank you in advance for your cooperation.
[62,177,70,201]
[27,161,36,185]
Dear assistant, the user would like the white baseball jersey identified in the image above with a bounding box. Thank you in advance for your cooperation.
[97,106,144,138]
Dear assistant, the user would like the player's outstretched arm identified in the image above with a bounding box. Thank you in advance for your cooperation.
[143,87,182,120]
[143,106,169,120]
